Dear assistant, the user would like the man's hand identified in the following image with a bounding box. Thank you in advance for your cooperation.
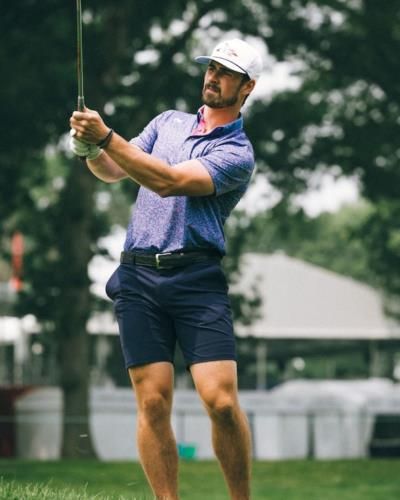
[69,107,110,145]
[69,130,102,160]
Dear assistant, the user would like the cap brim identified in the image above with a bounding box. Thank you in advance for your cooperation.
[195,56,247,75]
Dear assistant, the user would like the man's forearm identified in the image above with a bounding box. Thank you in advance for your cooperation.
[86,150,129,183]
[103,132,178,196]
[71,108,196,195]
[70,109,213,196]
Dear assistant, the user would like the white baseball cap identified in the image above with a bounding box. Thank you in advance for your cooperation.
[195,38,263,80]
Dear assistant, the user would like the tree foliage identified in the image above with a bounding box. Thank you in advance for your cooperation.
[249,0,400,198]
[245,201,375,285]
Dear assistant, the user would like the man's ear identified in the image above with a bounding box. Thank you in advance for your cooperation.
[242,79,256,97]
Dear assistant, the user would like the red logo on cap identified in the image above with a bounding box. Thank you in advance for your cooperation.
[216,44,238,58]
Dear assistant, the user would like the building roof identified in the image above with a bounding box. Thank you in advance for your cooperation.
[235,253,397,340]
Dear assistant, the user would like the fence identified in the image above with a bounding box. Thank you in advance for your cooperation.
[1,383,400,460]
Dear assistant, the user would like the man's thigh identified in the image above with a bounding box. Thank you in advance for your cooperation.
[107,264,176,368]
[166,261,237,367]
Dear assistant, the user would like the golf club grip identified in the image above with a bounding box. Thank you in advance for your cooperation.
[77,97,87,161]
[77,96,85,112]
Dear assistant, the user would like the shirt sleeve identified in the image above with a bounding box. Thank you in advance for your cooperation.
[197,140,255,196]
[129,111,174,153]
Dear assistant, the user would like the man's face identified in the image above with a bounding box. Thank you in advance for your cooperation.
[202,61,250,109]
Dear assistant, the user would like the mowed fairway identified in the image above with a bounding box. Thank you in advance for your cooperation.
[1,459,400,499]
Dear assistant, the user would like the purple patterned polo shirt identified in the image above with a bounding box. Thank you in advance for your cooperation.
[124,108,255,255]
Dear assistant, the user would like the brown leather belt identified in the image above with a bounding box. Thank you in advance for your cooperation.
[120,250,221,269]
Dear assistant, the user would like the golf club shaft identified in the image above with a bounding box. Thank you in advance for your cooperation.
[76,0,85,111]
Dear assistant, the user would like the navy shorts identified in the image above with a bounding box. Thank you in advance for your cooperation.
[105,260,236,369]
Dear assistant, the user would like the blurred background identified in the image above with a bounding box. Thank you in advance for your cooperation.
[1,0,400,464]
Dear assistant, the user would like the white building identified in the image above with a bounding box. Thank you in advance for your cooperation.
[236,253,397,340]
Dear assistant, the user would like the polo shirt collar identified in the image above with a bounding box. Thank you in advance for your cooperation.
[194,106,243,137]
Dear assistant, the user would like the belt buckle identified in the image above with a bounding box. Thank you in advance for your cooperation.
[155,252,172,269]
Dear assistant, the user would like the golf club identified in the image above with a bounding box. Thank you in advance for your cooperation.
[76,0,85,112]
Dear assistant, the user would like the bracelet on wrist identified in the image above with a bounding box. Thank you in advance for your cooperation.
[96,129,114,149]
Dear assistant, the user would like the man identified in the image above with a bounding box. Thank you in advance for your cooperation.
[70,38,262,500]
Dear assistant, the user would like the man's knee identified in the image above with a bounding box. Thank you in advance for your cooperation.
[139,393,171,424]
[202,391,239,425]
[129,362,174,424]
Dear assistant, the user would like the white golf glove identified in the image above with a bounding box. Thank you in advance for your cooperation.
[69,129,102,160]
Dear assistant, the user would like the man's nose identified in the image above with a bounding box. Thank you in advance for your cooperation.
[208,72,220,83]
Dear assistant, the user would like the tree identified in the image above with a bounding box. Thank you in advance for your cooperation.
[360,200,400,321]
[245,201,375,286]
[248,0,400,196]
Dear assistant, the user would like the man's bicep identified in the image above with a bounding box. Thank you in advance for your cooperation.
[172,159,215,196]
[197,145,255,196]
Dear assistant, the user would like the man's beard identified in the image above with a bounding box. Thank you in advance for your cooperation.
[201,85,240,108]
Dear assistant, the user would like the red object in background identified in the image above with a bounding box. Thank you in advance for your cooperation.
[10,232,24,292]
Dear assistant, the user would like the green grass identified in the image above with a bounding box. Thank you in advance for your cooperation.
[1,459,400,499]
